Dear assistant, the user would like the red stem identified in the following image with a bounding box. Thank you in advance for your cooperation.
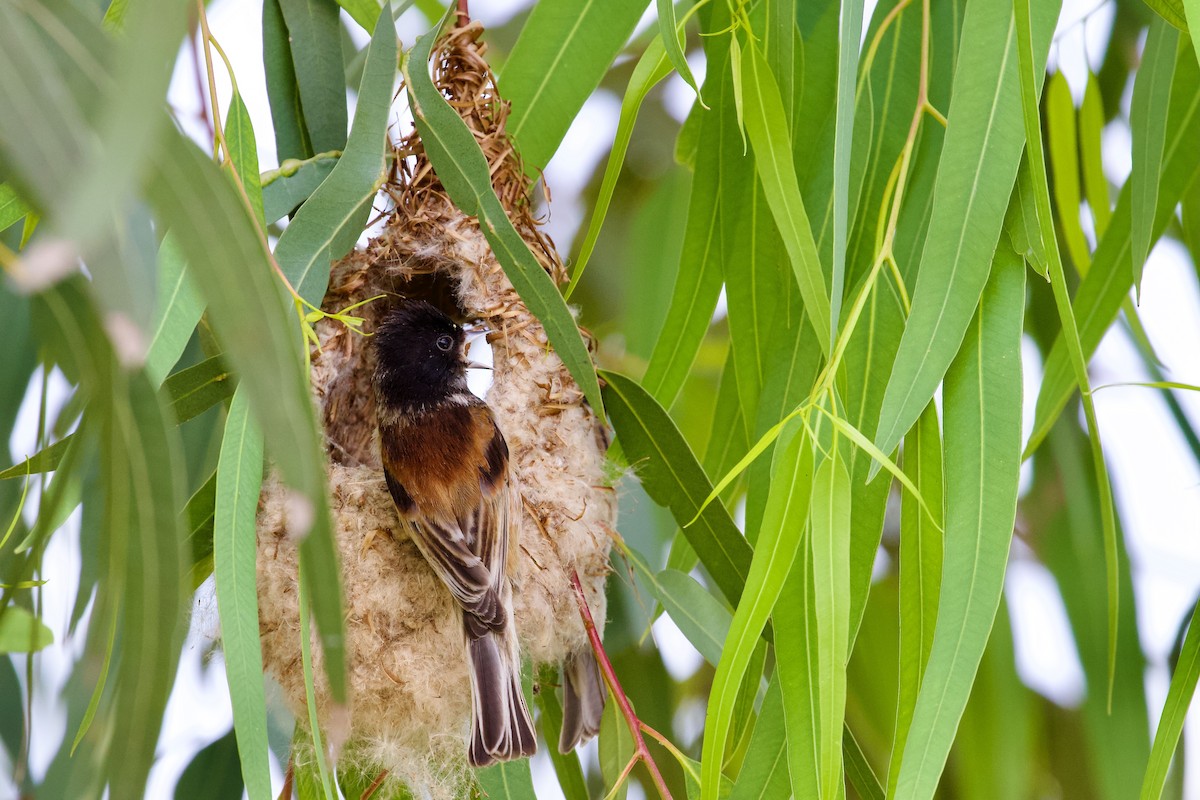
[570,570,674,800]
[361,770,389,799]
[277,759,294,800]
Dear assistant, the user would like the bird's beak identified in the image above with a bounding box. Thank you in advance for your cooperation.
[466,359,492,371]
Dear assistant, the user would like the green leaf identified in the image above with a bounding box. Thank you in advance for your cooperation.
[1140,602,1200,799]
[601,371,752,605]
[0,183,30,232]
[810,447,851,800]
[163,356,235,425]
[275,8,395,306]
[225,91,266,227]
[1045,72,1091,271]
[727,677,790,800]
[262,152,340,223]
[278,0,349,153]
[599,697,634,800]
[892,247,1025,796]
[174,729,244,800]
[1129,15,1177,297]
[872,0,1056,461]
[405,19,605,420]
[1027,45,1200,456]
[952,600,1033,800]
[656,0,701,104]
[185,471,218,589]
[648,566,730,666]
[477,757,537,800]
[1004,158,1049,279]
[0,438,71,481]
[567,24,678,297]
[3,356,232,484]
[214,388,270,800]
[829,0,864,346]
[0,605,53,652]
[888,401,944,797]
[56,0,189,261]
[1184,0,1200,64]
[534,664,588,800]
[336,0,383,30]
[1144,0,1190,30]
[1016,0,1121,705]
[701,421,813,800]
[145,234,204,387]
[739,39,831,356]
[1043,425,1149,800]
[500,0,648,170]
[263,0,313,162]
[844,724,885,800]
[1079,73,1112,238]
[641,37,734,408]
[773,538,819,799]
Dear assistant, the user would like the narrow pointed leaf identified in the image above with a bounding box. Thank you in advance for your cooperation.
[214,388,270,800]
[275,8,395,306]
[893,249,1025,797]
[1014,0,1121,704]
[500,0,647,170]
[641,33,736,408]
[568,31,676,296]
[656,0,701,101]
[263,0,312,162]
[811,448,851,800]
[277,0,348,153]
[830,0,864,345]
[1079,73,1112,238]
[739,40,831,356]
[872,0,1056,460]
[1045,72,1090,270]
[0,184,30,232]
[701,421,813,800]
[727,678,790,800]
[888,402,944,797]
[336,0,383,30]
[145,234,203,387]
[602,371,752,604]
[1027,46,1200,455]
[1129,15,1177,296]
[1141,602,1200,799]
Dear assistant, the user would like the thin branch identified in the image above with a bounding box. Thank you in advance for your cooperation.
[570,570,674,800]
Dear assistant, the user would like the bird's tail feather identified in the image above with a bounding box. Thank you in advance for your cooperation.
[559,647,606,753]
[466,617,537,767]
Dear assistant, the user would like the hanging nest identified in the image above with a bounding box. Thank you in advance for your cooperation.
[255,20,616,798]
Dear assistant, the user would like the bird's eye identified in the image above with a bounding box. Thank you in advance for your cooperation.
[436,334,454,352]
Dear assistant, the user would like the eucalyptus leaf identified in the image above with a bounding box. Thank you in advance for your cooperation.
[500,0,648,170]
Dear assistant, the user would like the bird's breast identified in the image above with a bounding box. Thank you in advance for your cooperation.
[378,403,497,517]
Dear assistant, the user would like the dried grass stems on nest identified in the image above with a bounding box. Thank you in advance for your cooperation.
[255,20,615,797]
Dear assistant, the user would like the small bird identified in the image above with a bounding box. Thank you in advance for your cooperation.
[372,300,537,767]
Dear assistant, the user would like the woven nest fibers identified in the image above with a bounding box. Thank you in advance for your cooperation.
[254,21,616,796]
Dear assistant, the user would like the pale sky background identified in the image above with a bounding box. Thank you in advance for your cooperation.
[4,0,1200,798]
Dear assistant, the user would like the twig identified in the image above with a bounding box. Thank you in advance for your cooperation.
[361,770,389,799]
[570,570,674,800]
[277,758,295,800]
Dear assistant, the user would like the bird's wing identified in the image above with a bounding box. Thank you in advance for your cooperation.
[382,417,513,629]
